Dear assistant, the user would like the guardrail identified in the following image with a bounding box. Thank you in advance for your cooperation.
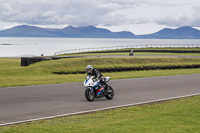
[54,44,200,56]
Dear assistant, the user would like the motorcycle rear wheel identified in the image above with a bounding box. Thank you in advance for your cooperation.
[105,86,114,99]
[85,88,95,101]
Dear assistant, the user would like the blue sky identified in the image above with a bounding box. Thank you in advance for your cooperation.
[0,0,200,35]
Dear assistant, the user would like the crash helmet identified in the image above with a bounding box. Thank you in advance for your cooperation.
[86,65,93,73]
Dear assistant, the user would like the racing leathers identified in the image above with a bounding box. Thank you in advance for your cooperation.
[87,68,108,93]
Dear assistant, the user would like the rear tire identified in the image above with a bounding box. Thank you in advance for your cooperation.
[105,86,114,100]
[85,88,95,101]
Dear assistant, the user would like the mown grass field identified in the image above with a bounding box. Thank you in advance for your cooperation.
[1,56,200,87]
[1,95,200,133]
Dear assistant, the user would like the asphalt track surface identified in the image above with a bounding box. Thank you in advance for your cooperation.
[0,74,200,126]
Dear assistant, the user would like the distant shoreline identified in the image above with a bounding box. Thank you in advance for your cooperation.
[0,44,26,45]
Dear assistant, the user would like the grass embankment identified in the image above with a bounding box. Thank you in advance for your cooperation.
[1,95,200,132]
[1,57,200,87]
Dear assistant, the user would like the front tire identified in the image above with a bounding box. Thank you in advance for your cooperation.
[105,86,114,100]
[85,88,95,101]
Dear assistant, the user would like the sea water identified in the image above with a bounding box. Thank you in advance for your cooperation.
[0,37,200,57]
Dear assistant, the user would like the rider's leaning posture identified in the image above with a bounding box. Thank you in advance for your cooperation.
[86,65,108,94]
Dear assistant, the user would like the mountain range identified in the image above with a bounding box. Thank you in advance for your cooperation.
[0,25,200,39]
[0,25,135,38]
[136,26,200,39]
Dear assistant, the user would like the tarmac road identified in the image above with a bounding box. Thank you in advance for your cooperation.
[0,74,200,126]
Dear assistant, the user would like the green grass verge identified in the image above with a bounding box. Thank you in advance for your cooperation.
[1,95,200,133]
[28,57,200,74]
[1,57,200,87]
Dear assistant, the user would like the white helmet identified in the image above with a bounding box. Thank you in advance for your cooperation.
[86,65,93,73]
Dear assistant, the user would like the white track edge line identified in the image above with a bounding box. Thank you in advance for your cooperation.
[1,92,200,127]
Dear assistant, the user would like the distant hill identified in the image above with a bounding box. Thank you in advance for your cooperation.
[135,26,200,39]
[0,25,135,38]
[0,25,200,39]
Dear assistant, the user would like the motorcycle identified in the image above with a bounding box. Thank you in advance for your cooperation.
[84,76,114,101]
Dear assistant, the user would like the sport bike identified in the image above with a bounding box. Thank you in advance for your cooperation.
[84,76,114,101]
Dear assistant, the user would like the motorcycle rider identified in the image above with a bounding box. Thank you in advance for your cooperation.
[86,65,108,94]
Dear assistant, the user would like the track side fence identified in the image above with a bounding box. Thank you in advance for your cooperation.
[54,44,200,56]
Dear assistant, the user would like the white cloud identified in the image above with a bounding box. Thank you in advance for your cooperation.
[0,0,108,25]
[0,0,200,34]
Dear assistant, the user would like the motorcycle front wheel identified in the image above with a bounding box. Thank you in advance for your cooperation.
[105,86,114,100]
[85,88,95,101]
